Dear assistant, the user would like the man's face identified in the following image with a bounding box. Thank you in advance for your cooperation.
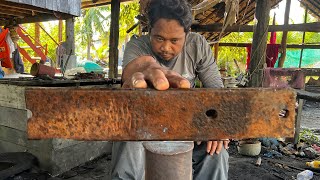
[150,18,186,61]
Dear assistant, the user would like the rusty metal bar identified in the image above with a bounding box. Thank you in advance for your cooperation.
[26,88,296,140]
[143,141,194,180]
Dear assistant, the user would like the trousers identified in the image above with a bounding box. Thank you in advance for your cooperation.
[110,141,229,180]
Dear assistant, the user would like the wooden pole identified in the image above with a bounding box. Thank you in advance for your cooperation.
[59,20,63,43]
[109,0,120,78]
[191,22,320,32]
[34,22,40,59]
[249,0,271,87]
[278,0,291,68]
[214,43,219,63]
[299,7,308,68]
[66,18,75,55]
[35,22,40,46]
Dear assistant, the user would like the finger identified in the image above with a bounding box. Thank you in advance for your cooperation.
[166,71,190,89]
[223,140,230,149]
[215,141,223,154]
[131,72,147,88]
[196,141,202,145]
[210,141,218,156]
[144,68,169,90]
[122,80,131,88]
[206,141,212,153]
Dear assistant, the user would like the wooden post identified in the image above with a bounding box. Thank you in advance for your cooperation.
[109,0,120,78]
[59,20,63,43]
[35,22,40,46]
[214,43,219,62]
[299,7,308,68]
[249,0,271,87]
[278,0,291,68]
[35,22,40,61]
[66,18,75,55]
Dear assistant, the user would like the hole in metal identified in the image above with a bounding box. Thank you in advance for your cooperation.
[206,109,218,119]
[279,109,289,118]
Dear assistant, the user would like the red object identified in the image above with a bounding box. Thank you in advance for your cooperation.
[30,63,55,78]
[246,44,280,69]
[270,31,276,44]
[0,28,13,68]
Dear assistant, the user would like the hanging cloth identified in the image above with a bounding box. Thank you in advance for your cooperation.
[12,48,24,73]
[0,28,13,68]
[246,44,280,69]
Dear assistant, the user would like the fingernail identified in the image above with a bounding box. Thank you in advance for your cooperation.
[155,79,169,90]
[216,151,220,154]
[180,80,190,88]
[133,79,141,86]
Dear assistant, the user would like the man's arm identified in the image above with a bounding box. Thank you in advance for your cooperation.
[121,36,190,90]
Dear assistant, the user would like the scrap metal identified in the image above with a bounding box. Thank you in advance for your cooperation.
[26,88,296,140]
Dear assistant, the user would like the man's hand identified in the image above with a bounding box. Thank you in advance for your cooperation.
[122,56,190,90]
[197,140,230,156]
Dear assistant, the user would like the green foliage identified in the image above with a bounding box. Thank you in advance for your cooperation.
[74,1,139,65]
[218,32,253,76]
[299,129,320,145]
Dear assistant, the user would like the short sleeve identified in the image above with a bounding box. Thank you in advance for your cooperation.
[122,35,154,68]
[196,35,224,88]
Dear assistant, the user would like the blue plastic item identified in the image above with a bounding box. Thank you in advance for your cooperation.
[77,61,103,73]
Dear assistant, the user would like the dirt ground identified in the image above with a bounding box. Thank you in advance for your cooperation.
[7,101,320,180]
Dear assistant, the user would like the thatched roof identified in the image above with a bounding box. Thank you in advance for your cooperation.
[190,0,282,41]
[299,0,320,20]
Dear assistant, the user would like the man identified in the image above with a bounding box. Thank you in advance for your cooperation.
[111,0,229,179]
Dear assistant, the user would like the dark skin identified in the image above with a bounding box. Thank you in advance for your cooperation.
[122,18,229,155]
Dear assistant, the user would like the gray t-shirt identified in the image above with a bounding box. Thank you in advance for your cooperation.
[123,32,223,88]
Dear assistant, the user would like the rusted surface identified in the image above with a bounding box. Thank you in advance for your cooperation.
[26,88,296,140]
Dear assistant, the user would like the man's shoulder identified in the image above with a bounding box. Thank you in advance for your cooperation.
[128,35,150,45]
[186,32,206,44]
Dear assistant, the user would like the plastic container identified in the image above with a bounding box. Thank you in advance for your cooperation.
[306,160,320,169]
[297,170,313,180]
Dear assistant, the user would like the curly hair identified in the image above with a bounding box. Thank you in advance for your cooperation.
[147,0,192,33]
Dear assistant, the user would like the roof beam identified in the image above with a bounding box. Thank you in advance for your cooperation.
[192,22,320,32]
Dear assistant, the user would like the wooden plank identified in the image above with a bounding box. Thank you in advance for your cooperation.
[191,22,320,32]
[296,89,320,102]
[108,0,120,78]
[26,88,296,141]
[0,84,26,109]
[32,0,46,8]
[213,42,320,49]
[278,0,292,67]
[5,0,81,16]
[46,0,53,11]
[66,18,75,56]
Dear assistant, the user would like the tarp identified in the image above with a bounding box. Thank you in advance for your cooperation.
[275,49,320,68]
[77,60,103,73]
